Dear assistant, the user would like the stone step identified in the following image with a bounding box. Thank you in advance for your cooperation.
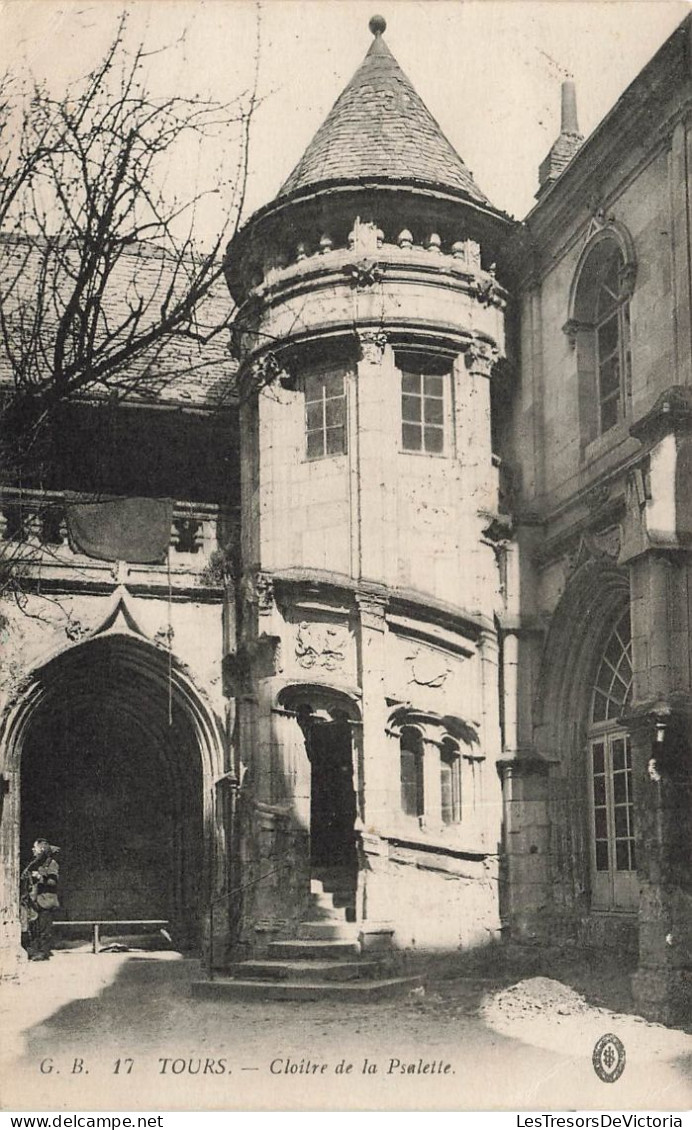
[268,938,361,960]
[191,975,425,1002]
[297,920,358,941]
[228,959,383,982]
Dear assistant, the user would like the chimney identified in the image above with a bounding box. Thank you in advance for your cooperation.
[537,80,584,197]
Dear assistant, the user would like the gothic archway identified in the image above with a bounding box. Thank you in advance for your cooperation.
[535,558,632,917]
[1,632,225,958]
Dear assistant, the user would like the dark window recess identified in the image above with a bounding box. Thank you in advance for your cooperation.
[305,371,347,459]
[400,727,424,817]
[440,740,462,824]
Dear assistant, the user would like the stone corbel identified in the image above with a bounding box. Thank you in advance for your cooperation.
[625,697,692,782]
[357,329,388,364]
[465,339,499,378]
[562,318,585,349]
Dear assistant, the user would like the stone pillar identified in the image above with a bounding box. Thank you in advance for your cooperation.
[355,589,394,943]
[629,710,692,1025]
[498,758,551,942]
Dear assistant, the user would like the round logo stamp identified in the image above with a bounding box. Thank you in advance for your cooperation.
[592,1033,626,1083]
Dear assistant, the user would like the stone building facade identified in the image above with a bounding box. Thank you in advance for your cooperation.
[0,14,690,1022]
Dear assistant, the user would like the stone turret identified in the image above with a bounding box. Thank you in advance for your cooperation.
[224,16,514,961]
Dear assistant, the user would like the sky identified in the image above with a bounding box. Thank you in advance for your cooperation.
[0,0,689,232]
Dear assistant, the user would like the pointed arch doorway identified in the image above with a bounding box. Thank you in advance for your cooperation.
[3,632,224,954]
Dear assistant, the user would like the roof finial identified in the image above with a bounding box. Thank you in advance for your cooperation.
[369,14,386,37]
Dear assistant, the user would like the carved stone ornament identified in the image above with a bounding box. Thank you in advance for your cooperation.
[357,329,388,363]
[295,621,348,671]
[250,352,282,390]
[255,572,274,615]
[65,617,89,642]
[406,648,452,689]
[585,484,611,513]
[465,340,498,377]
[243,570,274,614]
[565,528,621,575]
[473,274,499,307]
[344,258,383,289]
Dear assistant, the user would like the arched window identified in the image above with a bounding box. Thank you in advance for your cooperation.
[399,726,424,817]
[588,608,636,912]
[440,738,462,825]
[568,228,635,446]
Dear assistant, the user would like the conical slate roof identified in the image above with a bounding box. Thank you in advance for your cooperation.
[277,17,491,207]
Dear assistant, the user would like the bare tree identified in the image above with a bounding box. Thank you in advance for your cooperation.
[0,12,258,601]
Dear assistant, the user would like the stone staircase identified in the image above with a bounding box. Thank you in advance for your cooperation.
[192,877,424,1001]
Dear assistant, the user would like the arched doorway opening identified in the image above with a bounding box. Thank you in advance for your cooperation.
[278,685,361,913]
[534,558,634,928]
[5,632,223,954]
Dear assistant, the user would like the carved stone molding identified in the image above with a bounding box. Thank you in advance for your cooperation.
[465,339,498,378]
[344,258,384,289]
[585,483,611,514]
[356,591,388,630]
[406,648,451,689]
[295,621,348,671]
[357,329,388,363]
[565,528,621,575]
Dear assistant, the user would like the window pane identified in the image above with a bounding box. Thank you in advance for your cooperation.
[613,772,627,804]
[424,396,444,425]
[423,374,444,398]
[307,430,324,459]
[597,314,619,359]
[612,739,626,771]
[402,371,420,394]
[402,394,421,422]
[424,426,444,453]
[615,805,629,838]
[600,355,621,398]
[325,397,345,427]
[593,776,606,806]
[616,840,631,871]
[324,372,344,398]
[600,395,619,433]
[402,423,422,451]
[326,426,346,456]
[440,748,461,825]
[594,807,608,839]
[400,744,424,817]
[304,375,321,403]
[592,743,605,774]
[596,840,609,871]
[306,402,323,431]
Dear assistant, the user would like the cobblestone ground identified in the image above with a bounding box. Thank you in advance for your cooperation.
[1,952,691,1111]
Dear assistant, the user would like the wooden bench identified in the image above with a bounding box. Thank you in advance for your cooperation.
[54,919,169,954]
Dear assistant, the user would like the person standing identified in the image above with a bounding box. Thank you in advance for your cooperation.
[21,839,60,961]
